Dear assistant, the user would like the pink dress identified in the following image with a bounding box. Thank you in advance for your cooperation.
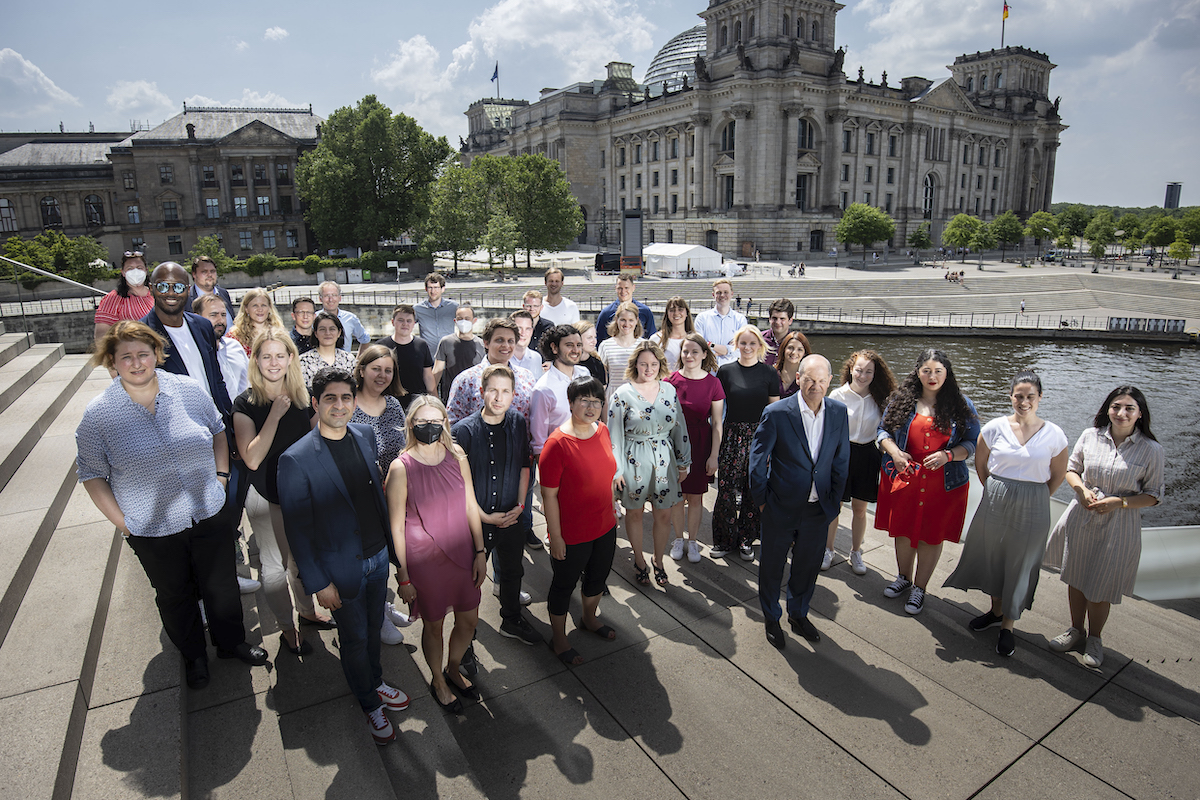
[400,451,481,621]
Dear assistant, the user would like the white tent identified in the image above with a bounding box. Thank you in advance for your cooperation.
[643,243,722,277]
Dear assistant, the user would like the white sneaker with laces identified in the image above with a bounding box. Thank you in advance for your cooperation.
[820,548,834,571]
[849,550,867,575]
[1048,627,1085,652]
[669,538,685,561]
[385,601,413,628]
[1083,635,1104,667]
[739,544,755,561]
[366,706,395,745]
[380,618,404,645]
[686,540,701,563]
[376,681,410,711]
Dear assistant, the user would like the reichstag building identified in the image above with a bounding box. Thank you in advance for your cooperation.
[463,0,1065,259]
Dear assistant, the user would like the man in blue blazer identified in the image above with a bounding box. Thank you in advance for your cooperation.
[277,366,410,745]
[750,354,850,649]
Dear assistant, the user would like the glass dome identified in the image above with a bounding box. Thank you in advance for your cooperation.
[643,25,707,92]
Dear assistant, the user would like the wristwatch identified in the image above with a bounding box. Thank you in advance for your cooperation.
[1121,497,1129,509]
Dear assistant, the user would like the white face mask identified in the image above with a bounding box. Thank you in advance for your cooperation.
[455,319,473,334]
[124,268,147,287]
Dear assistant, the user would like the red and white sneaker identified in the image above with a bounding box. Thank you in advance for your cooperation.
[377,681,410,712]
[366,706,395,745]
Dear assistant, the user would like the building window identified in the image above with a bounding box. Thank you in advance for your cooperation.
[619,147,626,166]
[162,200,178,221]
[811,20,820,41]
[797,174,808,210]
[202,165,216,186]
[619,176,626,191]
[974,197,981,215]
[720,121,735,152]
[620,198,626,212]
[38,196,61,227]
[671,169,678,186]
[636,196,642,209]
[651,141,659,161]
[888,135,897,157]
[257,196,271,215]
[688,135,695,157]
[0,199,16,232]
[231,164,245,185]
[995,72,1004,88]
[652,195,660,213]
[122,171,135,190]
[648,229,655,243]
[995,149,1002,167]
[841,164,850,182]
[634,144,642,164]
[168,235,183,255]
[887,167,895,184]
[276,162,290,184]
[842,130,852,153]
[783,14,790,37]
[976,175,983,190]
[723,175,734,208]
[864,192,872,206]
[885,193,893,213]
[239,231,253,250]
[963,144,971,163]
[635,174,642,189]
[128,205,140,224]
[159,164,173,184]
[992,176,999,191]
[131,237,144,251]
[798,119,814,150]
[959,196,965,211]
[866,132,875,155]
[206,198,220,219]
[671,194,678,213]
[923,175,935,219]
[690,167,694,183]
[279,195,293,214]
[600,149,606,168]
[865,166,873,183]
[978,148,986,166]
[798,17,805,38]
[990,198,997,215]
[667,229,674,243]
[235,197,248,218]
[263,230,276,249]
[84,195,105,225]
[734,20,742,42]
[966,76,974,93]
[652,171,659,187]
[720,25,728,47]
[981,74,988,92]
[286,229,299,248]
[840,191,848,210]
[254,164,268,184]
[670,138,678,158]
[961,173,967,189]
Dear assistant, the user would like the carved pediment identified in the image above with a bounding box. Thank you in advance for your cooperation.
[866,120,884,132]
[843,117,860,129]
[713,153,735,168]
[646,130,661,141]
[154,188,183,203]
[915,80,977,113]
[629,133,642,143]
[889,123,905,134]
[664,126,680,137]
[995,138,1009,149]
[962,133,977,143]
[797,152,823,169]
[217,120,298,148]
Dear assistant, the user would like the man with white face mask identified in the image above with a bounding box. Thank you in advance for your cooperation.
[432,303,484,400]
[94,250,155,343]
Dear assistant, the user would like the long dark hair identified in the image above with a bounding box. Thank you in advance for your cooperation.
[882,348,975,435]
[839,349,897,411]
[1094,385,1156,441]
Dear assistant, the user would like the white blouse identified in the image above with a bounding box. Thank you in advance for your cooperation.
[981,416,1069,483]
[828,383,882,445]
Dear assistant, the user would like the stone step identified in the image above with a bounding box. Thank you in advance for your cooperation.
[0,343,63,415]
[0,331,33,369]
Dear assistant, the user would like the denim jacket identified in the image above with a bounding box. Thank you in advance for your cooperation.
[876,397,980,492]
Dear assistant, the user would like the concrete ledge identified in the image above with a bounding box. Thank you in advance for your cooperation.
[0,343,62,415]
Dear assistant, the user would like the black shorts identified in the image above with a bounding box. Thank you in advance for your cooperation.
[843,441,882,503]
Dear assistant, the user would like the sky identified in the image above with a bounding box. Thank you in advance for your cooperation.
[2,0,1196,208]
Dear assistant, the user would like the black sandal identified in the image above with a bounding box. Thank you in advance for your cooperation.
[429,682,463,714]
[634,564,651,585]
[653,563,669,586]
[443,669,480,701]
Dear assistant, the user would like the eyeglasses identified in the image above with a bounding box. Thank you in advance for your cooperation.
[123,250,144,258]
[153,281,188,295]
[576,399,604,408]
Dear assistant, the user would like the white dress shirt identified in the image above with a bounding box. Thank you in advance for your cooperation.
[798,395,825,502]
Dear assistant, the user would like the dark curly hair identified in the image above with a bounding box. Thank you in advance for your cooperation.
[838,349,897,411]
[882,348,975,435]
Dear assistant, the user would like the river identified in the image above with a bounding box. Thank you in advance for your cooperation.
[807,334,1199,527]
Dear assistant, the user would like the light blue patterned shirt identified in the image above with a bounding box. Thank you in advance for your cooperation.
[337,309,371,351]
[75,370,227,538]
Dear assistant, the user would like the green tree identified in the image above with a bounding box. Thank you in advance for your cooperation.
[1167,232,1192,265]
[1083,210,1116,260]
[506,154,584,267]
[424,159,486,273]
[1089,239,1106,268]
[941,214,983,262]
[907,222,933,261]
[990,210,1024,260]
[2,229,109,286]
[1023,211,1058,259]
[1144,217,1178,264]
[296,95,452,252]
[834,203,895,267]
[1180,208,1200,247]
[185,234,238,274]
[1115,213,1143,254]
[1055,204,1091,254]
[969,222,996,269]
[483,210,519,271]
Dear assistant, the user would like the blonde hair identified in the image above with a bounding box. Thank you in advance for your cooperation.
[231,288,284,347]
[733,325,767,362]
[92,320,167,370]
[247,329,308,407]
[402,395,464,459]
[712,278,733,292]
[624,340,670,382]
[606,301,644,338]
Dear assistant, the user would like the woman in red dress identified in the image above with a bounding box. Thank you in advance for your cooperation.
[875,349,980,616]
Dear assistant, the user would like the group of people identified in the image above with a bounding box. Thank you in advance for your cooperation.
[79,261,1165,748]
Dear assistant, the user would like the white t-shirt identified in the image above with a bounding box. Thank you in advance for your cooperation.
[540,296,580,325]
[648,332,684,373]
[828,383,883,445]
[981,416,1069,483]
[164,323,212,399]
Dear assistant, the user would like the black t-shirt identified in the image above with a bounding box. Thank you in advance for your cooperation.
[717,361,782,425]
[324,434,387,558]
[233,390,314,504]
[375,335,434,408]
[580,354,607,386]
[434,335,485,398]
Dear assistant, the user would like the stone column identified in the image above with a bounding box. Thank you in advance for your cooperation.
[220,156,233,215]
[189,155,203,223]
[692,114,710,211]
[780,102,805,208]
[730,104,752,208]
[268,156,279,214]
[1041,141,1058,212]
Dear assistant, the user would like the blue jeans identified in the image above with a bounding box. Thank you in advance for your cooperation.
[330,547,388,712]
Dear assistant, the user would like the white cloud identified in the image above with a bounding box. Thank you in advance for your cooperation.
[264,27,289,42]
[234,40,250,52]
[183,89,301,108]
[106,80,174,119]
[0,48,80,118]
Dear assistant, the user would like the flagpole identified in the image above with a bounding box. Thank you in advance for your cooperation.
[1002,3,1008,48]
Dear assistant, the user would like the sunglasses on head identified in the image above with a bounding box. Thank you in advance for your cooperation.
[153,281,188,295]
[123,250,144,258]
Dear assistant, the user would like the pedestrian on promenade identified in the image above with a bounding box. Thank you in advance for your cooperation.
[1042,386,1164,668]
[875,349,980,616]
[944,371,1068,657]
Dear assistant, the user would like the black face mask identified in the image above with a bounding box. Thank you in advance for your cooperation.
[412,422,443,445]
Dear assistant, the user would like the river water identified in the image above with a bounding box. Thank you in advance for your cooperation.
[807,334,1200,527]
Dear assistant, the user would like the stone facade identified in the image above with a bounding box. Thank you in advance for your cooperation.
[462,0,1065,259]
[0,105,322,265]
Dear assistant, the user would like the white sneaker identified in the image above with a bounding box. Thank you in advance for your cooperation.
[237,575,261,594]
[686,540,701,563]
[739,544,755,561]
[820,548,834,571]
[385,601,413,628]
[849,550,867,576]
[366,706,395,745]
[376,681,410,711]
[1083,635,1104,667]
[669,538,685,561]
[709,547,732,558]
[491,583,532,605]
[1048,627,1085,652]
[380,619,404,645]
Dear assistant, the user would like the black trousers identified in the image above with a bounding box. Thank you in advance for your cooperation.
[126,511,246,661]
[548,527,617,616]
[485,523,527,621]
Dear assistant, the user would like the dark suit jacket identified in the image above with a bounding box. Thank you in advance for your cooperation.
[187,284,235,319]
[277,424,394,599]
[749,397,850,524]
[141,309,232,416]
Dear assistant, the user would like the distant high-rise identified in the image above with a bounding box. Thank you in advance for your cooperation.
[1165,182,1182,209]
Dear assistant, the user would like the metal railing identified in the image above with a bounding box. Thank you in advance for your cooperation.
[0,256,107,335]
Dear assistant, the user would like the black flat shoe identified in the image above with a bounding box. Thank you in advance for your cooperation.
[444,669,480,700]
[299,616,337,630]
[429,682,463,714]
[185,656,209,689]
[217,642,269,666]
[279,632,312,656]
[788,615,821,643]
[765,619,786,650]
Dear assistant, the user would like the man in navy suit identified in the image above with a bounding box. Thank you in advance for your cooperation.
[277,366,410,745]
[750,354,850,649]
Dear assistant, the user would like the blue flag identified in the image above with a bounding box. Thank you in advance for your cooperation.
[491,63,498,82]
